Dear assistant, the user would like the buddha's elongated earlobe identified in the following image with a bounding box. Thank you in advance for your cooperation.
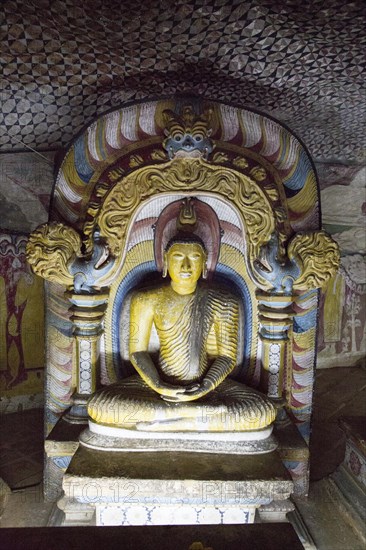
[202,261,208,279]
[162,253,168,278]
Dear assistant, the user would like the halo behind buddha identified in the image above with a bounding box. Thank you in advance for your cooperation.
[154,197,221,276]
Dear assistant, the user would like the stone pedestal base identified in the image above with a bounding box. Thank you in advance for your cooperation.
[81,421,277,455]
[95,502,257,526]
[44,418,84,501]
[59,446,293,526]
[274,418,310,497]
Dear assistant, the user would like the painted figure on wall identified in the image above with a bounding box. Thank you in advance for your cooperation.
[318,165,366,367]
[0,233,44,395]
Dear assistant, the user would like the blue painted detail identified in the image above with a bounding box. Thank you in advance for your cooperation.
[45,409,58,428]
[293,308,317,333]
[294,406,312,416]
[282,460,301,469]
[283,150,312,192]
[254,234,300,294]
[70,230,115,293]
[53,456,72,469]
[70,405,88,417]
[73,136,94,183]
[297,422,311,440]
[298,289,318,301]
[164,132,214,159]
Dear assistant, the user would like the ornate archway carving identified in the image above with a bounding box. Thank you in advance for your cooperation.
[96,157,275,287]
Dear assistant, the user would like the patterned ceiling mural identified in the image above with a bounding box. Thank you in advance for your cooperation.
[0,0,365,162]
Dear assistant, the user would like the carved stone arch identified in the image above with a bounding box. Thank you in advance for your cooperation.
[51,98,320,238]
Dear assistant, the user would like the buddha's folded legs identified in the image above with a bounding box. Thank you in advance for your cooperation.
[87,375,276,432]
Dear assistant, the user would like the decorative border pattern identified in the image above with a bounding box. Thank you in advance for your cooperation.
[1,1,364,161]
[51,100,319,239]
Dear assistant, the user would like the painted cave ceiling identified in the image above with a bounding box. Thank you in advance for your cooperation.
[0,0,365,162]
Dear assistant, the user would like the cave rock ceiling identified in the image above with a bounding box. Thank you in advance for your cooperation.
[1,0,365,162]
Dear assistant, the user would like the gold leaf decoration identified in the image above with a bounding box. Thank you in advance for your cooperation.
[250,165,267,182]
[264,187,279,202]
[212,151,229,163]
[289,230,340,290]
[274,206,288,223]
[98,157,275,269]
[87,201,100,218]
[26,222,82,287]
[95,182,110,198]
[151,149,167,161]
[233,156,249,169]
[108,168,125,182]
[129,154,144,168]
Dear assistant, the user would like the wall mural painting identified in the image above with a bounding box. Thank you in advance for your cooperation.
[317,165,366,367]
[0,232,45,403]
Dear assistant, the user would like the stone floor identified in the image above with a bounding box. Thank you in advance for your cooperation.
[309,364,366,482]
[0,408,43,490]
[0,365,365,548]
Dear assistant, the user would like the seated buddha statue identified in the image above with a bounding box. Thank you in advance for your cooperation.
[87,229,276,433]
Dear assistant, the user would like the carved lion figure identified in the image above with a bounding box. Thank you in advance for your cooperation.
[254,230,340,293]
[26,222,82,287]
[288,230,340,290]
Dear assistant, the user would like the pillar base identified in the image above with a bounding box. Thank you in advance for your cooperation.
[64,393,89,424]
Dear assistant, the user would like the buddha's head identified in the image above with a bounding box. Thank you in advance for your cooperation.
[163,234,207,289]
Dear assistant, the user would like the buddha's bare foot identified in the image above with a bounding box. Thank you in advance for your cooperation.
[136,418,186,431]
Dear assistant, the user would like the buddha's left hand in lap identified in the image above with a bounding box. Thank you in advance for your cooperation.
[160,379,214,402]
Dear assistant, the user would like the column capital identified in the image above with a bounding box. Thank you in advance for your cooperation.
[66,292,109,308]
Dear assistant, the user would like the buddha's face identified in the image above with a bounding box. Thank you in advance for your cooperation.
[165,242,206,286]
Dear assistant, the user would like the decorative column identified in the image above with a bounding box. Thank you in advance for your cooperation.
[64,292,109,423]
[257,293,294,410]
